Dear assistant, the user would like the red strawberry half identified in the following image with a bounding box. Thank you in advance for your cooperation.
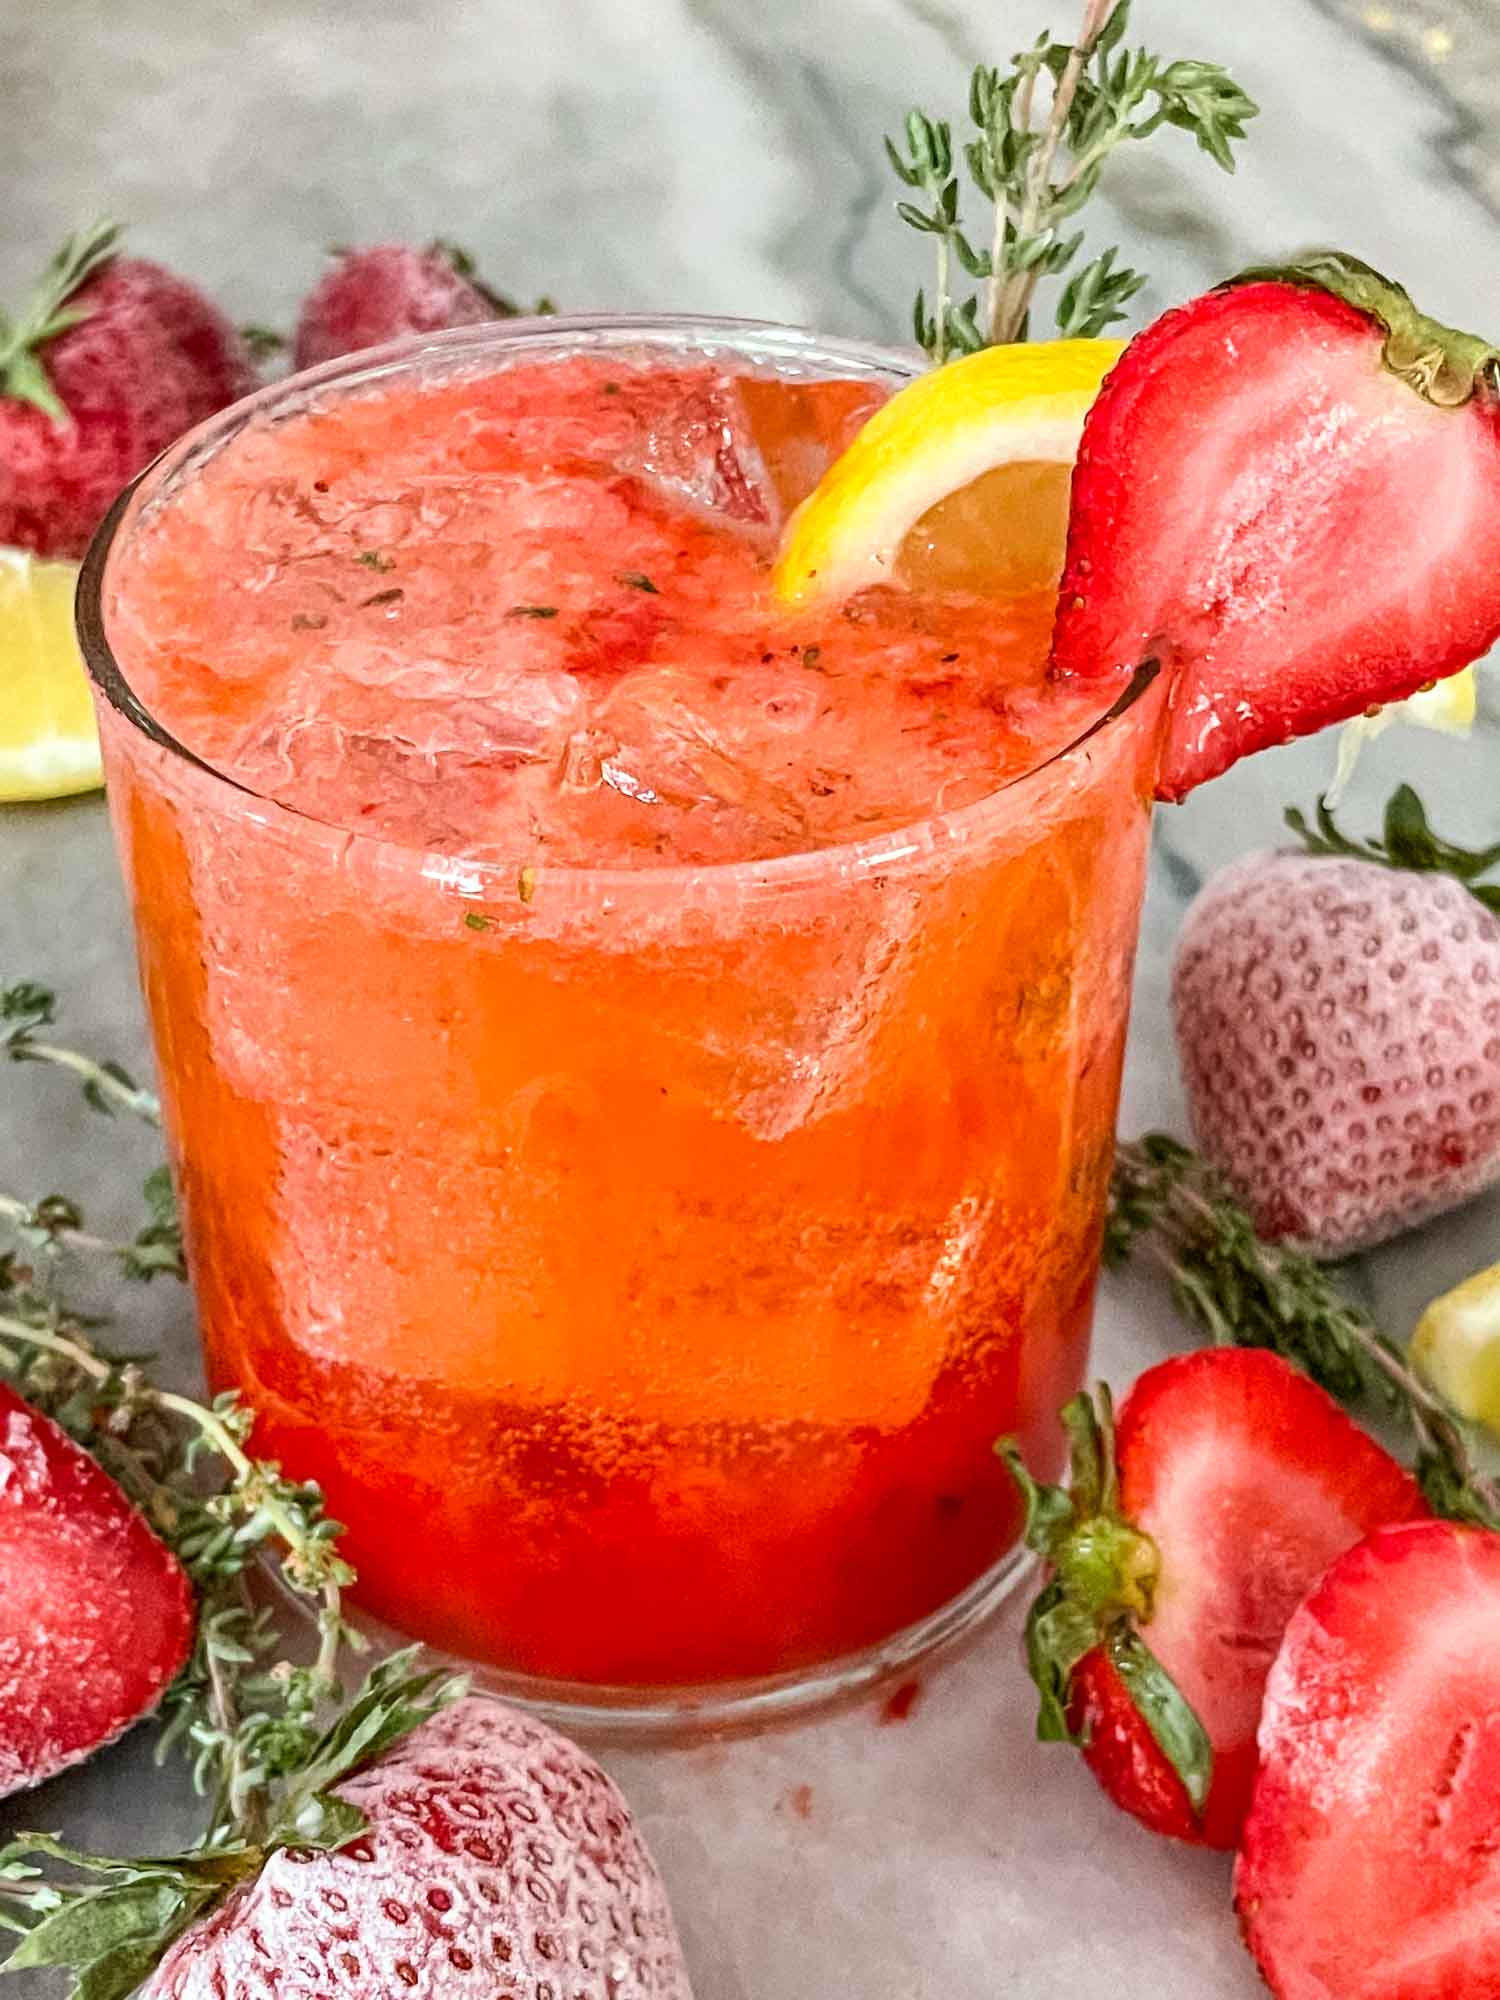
[1237,1520,1500,2000]
[1051,253,1500,800]
[292,242,534,372]
[1003,1348,1425,1849]
[0,1379,195,1797]
[0,222,258,559]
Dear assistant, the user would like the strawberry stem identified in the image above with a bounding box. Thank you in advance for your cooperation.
[0,221,120,428]
[1234,250,1500,408]
[999,1389,1214,1812]
[1285,784,1500,916]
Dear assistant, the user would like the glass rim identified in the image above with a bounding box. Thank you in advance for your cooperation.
[77,309,1161,893]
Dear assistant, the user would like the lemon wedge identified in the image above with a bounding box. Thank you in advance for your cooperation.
[1411,1259,1500,1438]
[0,548,102,801]
[772,337,1124,607]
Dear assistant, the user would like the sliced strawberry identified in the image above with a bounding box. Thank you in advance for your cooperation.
[0,1380,195,1796]
[1051,255,1500,800]
[1237,1520,1500,2000]
[1003,1348,1425,1849]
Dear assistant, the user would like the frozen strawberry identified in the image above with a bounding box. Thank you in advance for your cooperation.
[0,1379,195,1797]
[145,1695,693,2000]
[1236,1519,1500,2000]
[0,222,257,560]
[1173,785,1500,1256]
[1004,1349,1424,1849]
[1050,253,1500,799]
[292,243,526,371]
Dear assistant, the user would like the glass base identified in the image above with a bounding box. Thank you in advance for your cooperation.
[328,1545,1034,1746]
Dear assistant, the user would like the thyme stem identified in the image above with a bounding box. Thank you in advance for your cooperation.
[990,0,1120,344]
[16,1041,161,1123]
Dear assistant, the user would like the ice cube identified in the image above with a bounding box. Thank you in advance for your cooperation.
[229,673,586,848]
[609,372,778,530]
[590,666,812,850]
[735,889,926,1141]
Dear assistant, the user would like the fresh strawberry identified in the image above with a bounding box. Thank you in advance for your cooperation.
[0,1379,194,1797]
[0,222,257,560]
[292,243,531,371]
[1050,252,1500,800]
[1236,1519,1500,2000]
[144,1694,692,2000]
[1173,784,1500,1256]
[1003,1348,1425,1849]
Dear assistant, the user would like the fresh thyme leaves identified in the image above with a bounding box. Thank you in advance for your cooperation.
[0,980,441,1853]
[886,0,1257,360]
[506,603,559,620]
[1108,1133,1500,1527]
[616,571,660,594]
[3,983,161,1123]
[354,550,395,572]
[1286,784,1500,914]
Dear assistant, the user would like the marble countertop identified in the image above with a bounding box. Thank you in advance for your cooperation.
[4,1,1500,1993]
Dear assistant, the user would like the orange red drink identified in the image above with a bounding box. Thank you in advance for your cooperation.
[81,321,1163,1721]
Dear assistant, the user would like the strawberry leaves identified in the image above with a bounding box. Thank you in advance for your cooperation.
[0,222,120,428]
[1,1838,232,2000]
[0,1653,467,2000]
[999,1388,1214,1813]
[1286,784,1500,915]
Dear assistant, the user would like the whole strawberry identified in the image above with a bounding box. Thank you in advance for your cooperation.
[0,222,257,559]
[0,1378,194,1797]
[1173,785,1500,1257]
[292,243,531,372]
[144,1695,693,2000]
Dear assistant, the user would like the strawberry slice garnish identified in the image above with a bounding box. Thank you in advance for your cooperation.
[0,1380,195,1796]
[1237,1520,1500,2000]
[1002,1348,1425,1849]
[1050,253,1500,801]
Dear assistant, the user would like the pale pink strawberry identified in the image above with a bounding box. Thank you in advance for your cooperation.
[292,244,524,371]
[145,1695,693,2000]
[1172,790,1500,1256]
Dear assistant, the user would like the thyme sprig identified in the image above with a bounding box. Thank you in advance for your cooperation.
[0,980,393,1847]
[1107,1133,1500,1527]
[886,0,1257,360]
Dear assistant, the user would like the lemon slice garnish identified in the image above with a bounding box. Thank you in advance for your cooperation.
[771,338,1124,606]
[0,548,102,801]
[1411,1259,1500,1438]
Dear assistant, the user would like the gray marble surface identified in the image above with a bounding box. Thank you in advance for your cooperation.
[4,1,1500,1994]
